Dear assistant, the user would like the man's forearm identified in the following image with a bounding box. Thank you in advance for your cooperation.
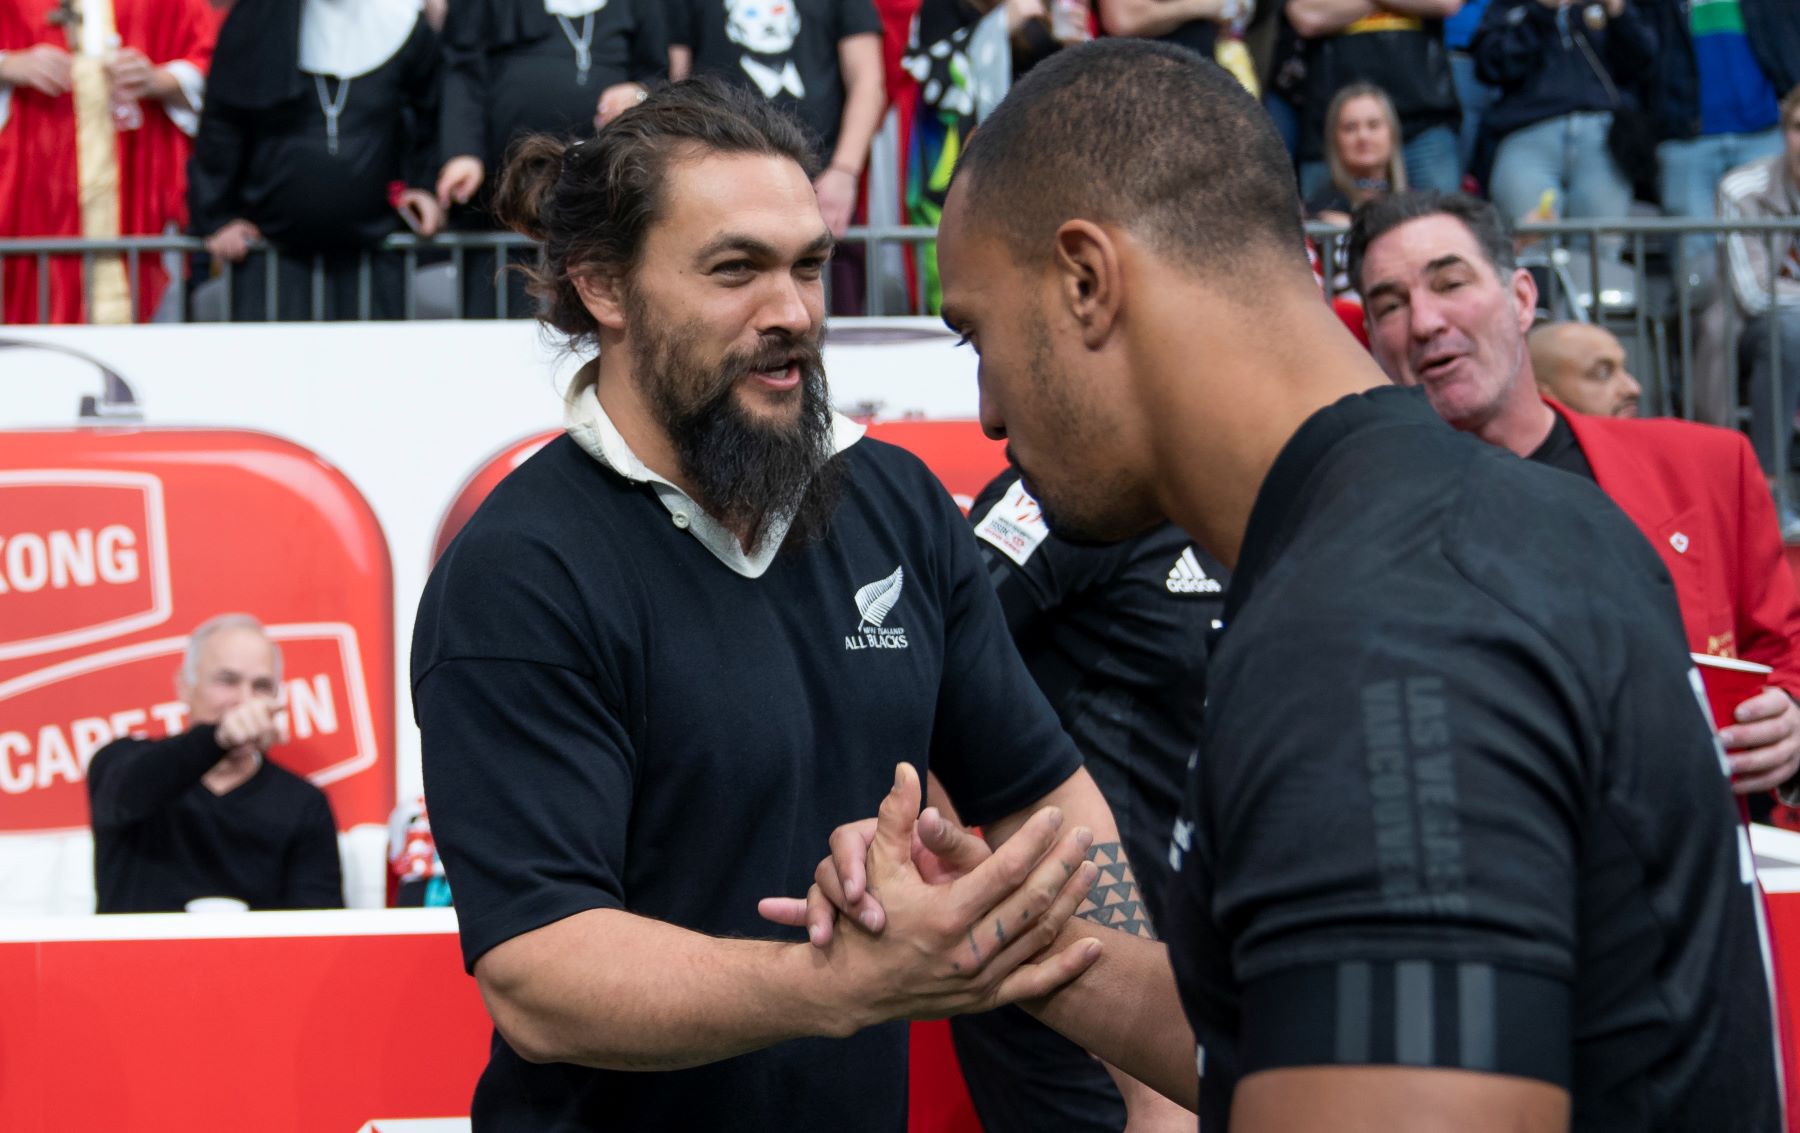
[1025,924,1199,1110]
[1100,0,1225,38]
[86,727,224,828]
[477,907,867,1071]
[1372,0,1461,18]
[1285,0,1378,36]
[827,38,885,176]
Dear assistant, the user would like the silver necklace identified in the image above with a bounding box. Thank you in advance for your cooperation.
[314,75,352,156]
[556,13,595,85]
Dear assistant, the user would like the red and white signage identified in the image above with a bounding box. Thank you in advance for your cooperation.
[863,419,1009,514]
[0,469,173,661]
[0,429,395,834]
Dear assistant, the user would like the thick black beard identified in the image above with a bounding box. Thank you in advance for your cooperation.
[638,316,845,551]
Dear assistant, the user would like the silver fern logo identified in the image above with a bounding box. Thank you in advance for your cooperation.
[847,565,909,651]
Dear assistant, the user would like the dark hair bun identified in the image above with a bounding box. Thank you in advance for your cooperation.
[491,134,568,243]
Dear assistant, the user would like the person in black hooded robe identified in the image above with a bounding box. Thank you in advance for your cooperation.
[188,0,442,321]
[433,0,667,319]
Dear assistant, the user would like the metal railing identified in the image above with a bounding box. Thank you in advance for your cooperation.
[4,220,1796,460]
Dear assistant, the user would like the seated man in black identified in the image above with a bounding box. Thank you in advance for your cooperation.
[87,614,343,913]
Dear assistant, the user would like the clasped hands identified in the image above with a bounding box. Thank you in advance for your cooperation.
[760,763,1102,1027]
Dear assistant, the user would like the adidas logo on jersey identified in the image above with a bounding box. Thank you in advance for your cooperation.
[1166,547,1221,595]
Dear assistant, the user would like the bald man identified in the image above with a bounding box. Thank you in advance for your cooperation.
[1529,322,1643,419]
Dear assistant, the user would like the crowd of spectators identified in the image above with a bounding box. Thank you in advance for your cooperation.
[1,0,1798,462]
[0,0,1793,316]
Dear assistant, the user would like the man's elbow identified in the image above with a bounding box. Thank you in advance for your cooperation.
[1284,2,1333,39]
[477,967,568,1065]
[1098,0,1157,37]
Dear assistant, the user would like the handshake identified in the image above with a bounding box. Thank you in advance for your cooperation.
[754,762,1104,1027]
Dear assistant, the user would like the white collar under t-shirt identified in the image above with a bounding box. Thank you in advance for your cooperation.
[563,378,866,580]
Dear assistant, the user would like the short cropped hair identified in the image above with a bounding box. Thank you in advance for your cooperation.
[952,39,1304,278]
[181,613,282,687]
[1347,190,1517,294]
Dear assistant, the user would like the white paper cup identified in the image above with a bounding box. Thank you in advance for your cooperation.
[184,897,249,914]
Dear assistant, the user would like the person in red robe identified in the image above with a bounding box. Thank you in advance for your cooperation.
[0,0,218,324]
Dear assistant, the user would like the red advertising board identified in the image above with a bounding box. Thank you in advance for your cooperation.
[863,420,1009,514]
[429,422,1010,558]
[431,432,556,564]
[0,429,395,833]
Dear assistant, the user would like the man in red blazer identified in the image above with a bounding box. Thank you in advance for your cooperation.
[1349,190,1800,804]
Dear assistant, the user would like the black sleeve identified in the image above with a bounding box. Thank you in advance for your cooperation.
[399,19,444,191]
[1199,610,1584,1087]
[186,101,252,236]
[1603,6,1655,78]
[438,0,489,164]
[967,470,1119,640]
[417,657,635,971]
[627,0,670,83]
[414,521,639,972]
[283,789,345,909]
[836,0,886,39]
[667,0,695,49]
[924,470,1084,828]
[917,0,988,44]
[1471,0,1552,89]
[86,726,225,829]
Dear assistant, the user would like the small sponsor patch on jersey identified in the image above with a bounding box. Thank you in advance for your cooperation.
[974,481,1051,567]
[1166,547,1222,595]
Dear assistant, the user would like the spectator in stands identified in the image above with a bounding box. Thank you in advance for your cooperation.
[1473,0,1651,242]
[1285,0,1463,196]
[1443,0,1493,181]
[950,470,1223,1133]
[87,614,343,913]
[1002,0,1090,76]
[0,0,217,324]
[1720,85,1800,511]
[1096,0,1245,58]
[1529,321,1642,417]
[1306,81,1405,225]
[435,0,666,319]
[387,795,450,907]
[1644,0,1797,284]
[669,0,884,313]
[188,0,442,321]
[669,0,883,242]
[1351,190,1800,813]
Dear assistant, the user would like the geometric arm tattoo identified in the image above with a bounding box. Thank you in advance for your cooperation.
[1075,842,1156,939]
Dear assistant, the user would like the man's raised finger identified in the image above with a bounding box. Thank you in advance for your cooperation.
[917,806,992,877]
[827,816,878,904]
[868,763,924,875]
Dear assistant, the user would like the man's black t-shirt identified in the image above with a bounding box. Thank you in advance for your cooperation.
[87,726,344,913]
[670,0,883,160]
[412,433,1082,1132]
[1527,410,1599,481]
[1165,386,1781,1131]
[951,470,1227,1133]
[966,470,1224,928]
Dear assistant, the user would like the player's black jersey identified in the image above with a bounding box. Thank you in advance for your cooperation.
[969,470,1226,927]
[1165,386,1782,1131]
